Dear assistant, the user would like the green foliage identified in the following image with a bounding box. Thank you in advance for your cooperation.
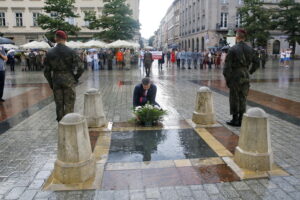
[239,0,272,47]
[37,0,80,40]
[84,0,140,42]
[148,36,155,47]
[133,104,167,125]
[272,0,300,52]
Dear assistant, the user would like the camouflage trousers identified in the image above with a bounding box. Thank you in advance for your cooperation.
[53,86,76,121]
[229,83,250,115]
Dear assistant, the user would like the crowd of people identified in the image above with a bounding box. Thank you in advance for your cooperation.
[139,47,270,71]
[84,49,138,71]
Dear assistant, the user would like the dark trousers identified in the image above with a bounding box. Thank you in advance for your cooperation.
[108,60,113,70]
[176,59,180,68]
[229,83,250,116]
[10,62,15,71]
[0,71,5,99]
[144,63,152,77]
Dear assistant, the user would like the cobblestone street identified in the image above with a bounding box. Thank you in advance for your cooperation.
[0,60,300,200]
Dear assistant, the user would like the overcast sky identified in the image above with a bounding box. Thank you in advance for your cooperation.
[139,0,174,39]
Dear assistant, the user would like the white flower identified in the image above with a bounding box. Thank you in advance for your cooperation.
[135,106,142,111]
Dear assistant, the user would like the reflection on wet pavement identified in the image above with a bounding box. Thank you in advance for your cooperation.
[108,129,218,162]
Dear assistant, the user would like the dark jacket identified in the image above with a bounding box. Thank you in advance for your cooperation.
[44,43,83,89]
[223,41,259,87]
[133,84,159,107]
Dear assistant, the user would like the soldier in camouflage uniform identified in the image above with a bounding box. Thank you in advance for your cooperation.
[223,29,259,127]
[44,30,84,121]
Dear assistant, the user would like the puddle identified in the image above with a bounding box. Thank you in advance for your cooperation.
[108,129,218,162]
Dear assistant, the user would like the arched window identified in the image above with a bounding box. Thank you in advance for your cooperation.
[273,40,280,54]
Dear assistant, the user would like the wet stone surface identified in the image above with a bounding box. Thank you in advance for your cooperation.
[108,129,218,162]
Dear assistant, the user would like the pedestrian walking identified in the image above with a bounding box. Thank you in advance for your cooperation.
[192,50,198,69]
[116,50,124,70]
[259,49,267,69]
[7,52,15,72]
[171,50,176,66]
[144,49,153,77]
[158,51,165,70]
[285,48,292,68]
[176,50,181,68]
[223,29,260,127]
[107,50,114,70]
[44,30,84,121]
[0,46,7,102]
[166,51,171,67]
[180,49,186,69]
[280,49,285,67]
[124,49,131,70]
[186,49,193,69]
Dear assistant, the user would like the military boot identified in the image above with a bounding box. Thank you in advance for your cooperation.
[238,112,244,126]
[226,114,240,127]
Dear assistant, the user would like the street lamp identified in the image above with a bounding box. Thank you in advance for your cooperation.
[226,29,236,47]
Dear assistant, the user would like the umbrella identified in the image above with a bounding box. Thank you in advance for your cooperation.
[66,41,84,49]
[7,49,15,55]
[0,37,15,44]
[21,41,51,50]
[0,44,18,50]
[107,40,139,49]
[83,40,107,48]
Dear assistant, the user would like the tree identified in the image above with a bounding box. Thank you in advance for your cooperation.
[148,36,155,47]
[37,0,80,40]
[84,0,140,42]
[139,39,144,49]
[272,0,300,54]
[239,0,272,47]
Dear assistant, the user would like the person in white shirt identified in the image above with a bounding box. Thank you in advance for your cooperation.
[284,49,292,67]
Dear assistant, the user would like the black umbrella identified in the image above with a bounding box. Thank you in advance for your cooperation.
[0,37,15,45]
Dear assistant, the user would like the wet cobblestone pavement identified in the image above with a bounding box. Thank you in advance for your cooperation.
[0,60,300,199]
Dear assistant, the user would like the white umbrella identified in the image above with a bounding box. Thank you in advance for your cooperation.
[21,41,51,50]
[83,40,107,48]
[1,44,18,50]
[66,41,84,49]
[107,40,140,49]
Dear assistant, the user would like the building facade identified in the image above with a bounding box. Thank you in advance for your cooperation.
[154,0,300,55]
[0,0,140,45]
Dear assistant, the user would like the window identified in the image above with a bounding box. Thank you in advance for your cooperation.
[238,0,244,4]
[236,13,241,28]
[32,12,40,26]
[220,13,228,28]
[50,12,58,18]
[66,17,75,25]
[0,12,5,27]
[221,0,228,3]
[15,12,23,27]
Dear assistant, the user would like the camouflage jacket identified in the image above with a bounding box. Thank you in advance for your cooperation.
[144,52,153,64]
[223,41,259,86]
[44,43,84,89]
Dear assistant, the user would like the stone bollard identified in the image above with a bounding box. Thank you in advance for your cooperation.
[54,113,95,184]
[84,88,106,127]
[192,87,216,125]
[234,108,273,171]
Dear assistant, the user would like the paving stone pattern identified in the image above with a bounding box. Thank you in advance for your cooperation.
[0,61,300,199]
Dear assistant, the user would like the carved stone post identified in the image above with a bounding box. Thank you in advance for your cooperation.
[84,88,106,127]
[192,87,216,125]
[53,113,95,184]
[234,108,273,171]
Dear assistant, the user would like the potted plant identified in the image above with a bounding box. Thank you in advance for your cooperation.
[133,103,167,127]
